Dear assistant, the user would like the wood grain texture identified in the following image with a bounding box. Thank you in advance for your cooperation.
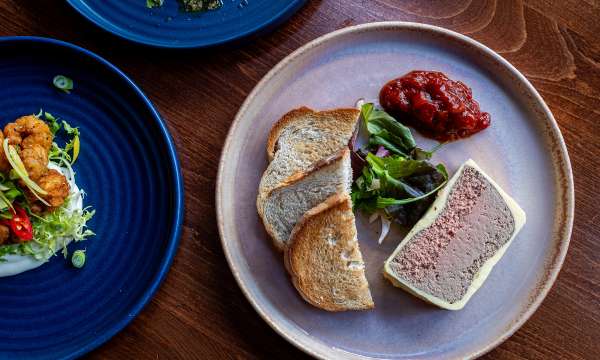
[1,0,598,358]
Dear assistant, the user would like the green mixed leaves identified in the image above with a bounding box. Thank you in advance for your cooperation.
[7,203,95,262]
[352,153,447,213]
[361,102,444,160]
[351,103,448,226]
[31,204,95,260]
[0,245,17,261]
[0,173,22,213]
[361,103,416,156]
[0,199,95,262]
[43,112,80,165]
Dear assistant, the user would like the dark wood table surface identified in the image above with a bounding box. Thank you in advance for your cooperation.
[2,0,598,359]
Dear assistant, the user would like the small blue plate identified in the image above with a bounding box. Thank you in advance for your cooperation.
[0,37,184,359]
[66,0,307,48]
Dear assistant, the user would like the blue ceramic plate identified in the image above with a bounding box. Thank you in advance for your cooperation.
[0,37,183,359]
[66,0,307,48]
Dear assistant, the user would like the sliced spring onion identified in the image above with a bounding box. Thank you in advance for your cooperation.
[57,156,75,184]
[2,139,50,207]
[31,190,50,207]
[3,140,47,195]
[4,189,20,199]
[0,191,14,213]
[71,249,86,268]
[52,75,73,93]
[146,0,164,8]
[72,135,80,164]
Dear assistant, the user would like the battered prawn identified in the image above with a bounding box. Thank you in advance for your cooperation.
[37,169,70,208]
[22,169,71,210]
[4,115,53,181]
[20,146,48,181]
[4,115,53,151]
[3,115,70,210]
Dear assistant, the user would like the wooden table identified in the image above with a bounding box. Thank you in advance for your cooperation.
[2,0,598,358]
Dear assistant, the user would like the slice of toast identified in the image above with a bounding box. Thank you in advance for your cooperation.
[284,193,374,311]
[262,148,352,250]
[256,107,359,226]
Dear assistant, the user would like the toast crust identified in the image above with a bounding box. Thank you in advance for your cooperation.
[266,107,360,161]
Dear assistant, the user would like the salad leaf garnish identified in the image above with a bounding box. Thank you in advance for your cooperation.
[412,142,446,160]
[361,103,416,155]
[353,153,447,213]
[0,197,95,262]
[3,139,50,207]
[19,203,94,261]
[44,112,61,135]
[42,113,81,165]
[0,245,17,262]
[351,104,449,231]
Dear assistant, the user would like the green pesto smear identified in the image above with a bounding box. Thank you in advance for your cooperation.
[181,0,223,12]
[146,0,223,12]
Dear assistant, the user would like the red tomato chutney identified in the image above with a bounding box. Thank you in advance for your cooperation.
[379,71,490,141]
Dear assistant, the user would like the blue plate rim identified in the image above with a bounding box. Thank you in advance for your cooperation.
[64,0,307,49]
[0,36,185,359]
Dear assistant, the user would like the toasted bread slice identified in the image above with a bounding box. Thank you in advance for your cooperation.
[257,107,359,225]
[262,148,352,250]
[285,193,374,311]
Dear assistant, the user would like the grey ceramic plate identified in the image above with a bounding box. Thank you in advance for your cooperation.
[217,22,574,359]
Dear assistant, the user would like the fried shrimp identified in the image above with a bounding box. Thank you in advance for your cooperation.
[37,169,70,208]
[20,146,49,181]
[4,115,52,151]
[3,115,53,181]
[2,115,70,211]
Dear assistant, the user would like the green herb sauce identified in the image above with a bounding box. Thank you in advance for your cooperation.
[181,0,223,12]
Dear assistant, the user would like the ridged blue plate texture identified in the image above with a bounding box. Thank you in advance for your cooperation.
[0,37,184,359]
[66,0,307,48]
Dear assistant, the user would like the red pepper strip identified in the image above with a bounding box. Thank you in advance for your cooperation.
[0,205,33,241]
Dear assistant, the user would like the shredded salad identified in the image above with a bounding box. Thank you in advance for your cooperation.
[0,111,94,264]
